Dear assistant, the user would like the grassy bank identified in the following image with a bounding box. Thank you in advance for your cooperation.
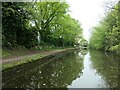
[2,46,70,59]
[2,54,46,70]
[2,46,79,70]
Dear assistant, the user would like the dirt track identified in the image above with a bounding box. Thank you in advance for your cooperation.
[2,48,77,64]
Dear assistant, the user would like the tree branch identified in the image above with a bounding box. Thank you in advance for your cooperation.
[43,3,62,30]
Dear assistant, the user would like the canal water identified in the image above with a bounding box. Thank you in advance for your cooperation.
[2,50,119,89]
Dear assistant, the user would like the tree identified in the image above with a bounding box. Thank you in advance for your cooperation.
[89,1,120,54]
[2,1,84,49]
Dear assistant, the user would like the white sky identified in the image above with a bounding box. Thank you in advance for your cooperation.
[66,0,118,41]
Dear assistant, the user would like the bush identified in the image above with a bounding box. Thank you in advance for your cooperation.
[109,44,120,54]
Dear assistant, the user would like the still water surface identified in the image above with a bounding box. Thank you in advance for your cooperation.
[2,50,119,88]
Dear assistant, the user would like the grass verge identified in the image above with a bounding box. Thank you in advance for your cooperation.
[2,54,46,70]
[2,46,79,70]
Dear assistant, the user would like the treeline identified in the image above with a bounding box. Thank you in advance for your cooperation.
[2,2,85,49]
[89,1,120,54]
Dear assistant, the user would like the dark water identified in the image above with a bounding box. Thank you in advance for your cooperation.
[2,50,119,89]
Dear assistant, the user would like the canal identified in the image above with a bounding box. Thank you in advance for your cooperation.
[2,50,119,89]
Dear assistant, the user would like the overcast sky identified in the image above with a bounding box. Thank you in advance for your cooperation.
[66,0,118,41]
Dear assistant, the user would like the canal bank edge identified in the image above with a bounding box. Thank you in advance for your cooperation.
[2,48,80,70]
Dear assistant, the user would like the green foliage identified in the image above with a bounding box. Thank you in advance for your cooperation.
[79,37,88,48]
[49,14,83,47]
[108,44,120,54]
[2,2,33,48]
[89,24,106,50]
[2,2,84,49]
[89,2,120,54]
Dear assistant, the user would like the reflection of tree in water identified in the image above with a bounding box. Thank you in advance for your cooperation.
[89,50,119,88]
[79,49,88,56]
[3,51,84,88]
